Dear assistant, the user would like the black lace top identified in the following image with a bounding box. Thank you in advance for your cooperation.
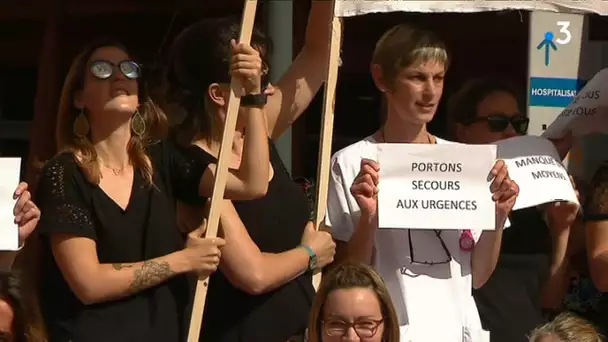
[36,141,209,342]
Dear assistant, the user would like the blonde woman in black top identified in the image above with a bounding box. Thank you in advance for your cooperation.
[36,36,270,342]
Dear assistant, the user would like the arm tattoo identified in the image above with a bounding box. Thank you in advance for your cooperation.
[128,260,175,293]
[112,263,133,270]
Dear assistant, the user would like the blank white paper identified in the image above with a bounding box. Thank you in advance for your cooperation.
[0,158,21,251]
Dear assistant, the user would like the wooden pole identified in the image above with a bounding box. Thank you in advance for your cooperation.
[186,1,258,340]
[312,5,342,290]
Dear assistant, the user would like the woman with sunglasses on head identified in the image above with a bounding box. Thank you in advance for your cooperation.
[164,3,336,342]
[33,36,273,342]
[447,78,579,342]
[326,25,518,341]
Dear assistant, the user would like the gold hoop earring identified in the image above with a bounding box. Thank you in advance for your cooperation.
[73,108,90,138]
[131,109,146,138]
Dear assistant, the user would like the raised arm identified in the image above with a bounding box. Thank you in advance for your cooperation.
[540,191,579,308]
[330,158,379,266]
[199,40,270,200]
[216,200,335,295]
[265,0,334,139]
[471,160,518,289]
[197,99,269,200]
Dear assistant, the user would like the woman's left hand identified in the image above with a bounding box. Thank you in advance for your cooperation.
[13,182,41,246]
[489,160,519,222]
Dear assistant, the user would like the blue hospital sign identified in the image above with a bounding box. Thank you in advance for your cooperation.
[529,77,586,107]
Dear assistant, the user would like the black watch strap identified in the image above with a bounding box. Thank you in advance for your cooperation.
[241,93,268,107]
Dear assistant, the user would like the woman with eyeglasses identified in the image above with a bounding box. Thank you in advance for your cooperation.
[307,263,400,342]
[447,78,579,342]
[161,3,335,342]
[326,25,518,341]
[33,36,272,341]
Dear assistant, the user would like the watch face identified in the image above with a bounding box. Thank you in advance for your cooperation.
[310,256,318,270]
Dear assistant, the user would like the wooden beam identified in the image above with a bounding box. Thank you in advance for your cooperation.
[0,0,242,20]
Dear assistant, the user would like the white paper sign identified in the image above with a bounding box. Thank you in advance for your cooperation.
[496,136,578,211]
[542,68,608,139]
[335,0,608,17]
[377,144,496,231]
[0,158,21,251]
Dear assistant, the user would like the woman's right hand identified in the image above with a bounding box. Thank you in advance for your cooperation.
[230,39,263,94]
[184,227,226,276]
[350,159,380,217]
[301,221,336,269]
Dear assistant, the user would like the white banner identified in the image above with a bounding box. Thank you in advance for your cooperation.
[377,144,496,231]
[496,136,579,210]
[0,158,21,251]
[336,0,608,17]
[541,68,608,139]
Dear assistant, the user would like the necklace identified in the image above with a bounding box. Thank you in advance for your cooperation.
[99,160,126,176]
[380,126,435,144]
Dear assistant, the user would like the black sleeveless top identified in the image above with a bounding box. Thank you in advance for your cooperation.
[473,207,552,342]
[187,142,315,342]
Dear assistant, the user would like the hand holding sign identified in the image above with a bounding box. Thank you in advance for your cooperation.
[13,182,40,247]
[377,144,497,230]
[496,135,579,211]
[541,175,580,231]
[350,159,380,217]
[490,160,520,225]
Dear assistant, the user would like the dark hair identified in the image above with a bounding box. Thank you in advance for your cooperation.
[0,271,46,342]
[165,17,272,144]
[446,78,521,139]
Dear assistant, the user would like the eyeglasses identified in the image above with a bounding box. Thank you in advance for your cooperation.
[463,114,529,135]
[323,318,384,338]
[408,229,452,265]
[89,60,141,80]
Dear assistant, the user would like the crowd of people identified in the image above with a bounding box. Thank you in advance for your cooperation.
[1,2,607,341]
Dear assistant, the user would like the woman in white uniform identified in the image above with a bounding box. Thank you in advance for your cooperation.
[325,24,519,342]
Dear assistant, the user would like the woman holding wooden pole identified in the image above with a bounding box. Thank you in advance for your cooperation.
[166,2,336,341]
[33,36,270,342]
[325,24,519,341]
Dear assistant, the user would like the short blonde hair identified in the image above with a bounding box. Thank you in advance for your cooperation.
[371,23,449,91]
[529,312,603,342]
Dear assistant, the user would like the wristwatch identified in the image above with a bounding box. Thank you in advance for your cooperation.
[299,245,318,271]
[241,93,267,107]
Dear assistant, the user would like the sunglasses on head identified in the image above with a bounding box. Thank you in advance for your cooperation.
[89,60,141,80]
[464,114,529,135]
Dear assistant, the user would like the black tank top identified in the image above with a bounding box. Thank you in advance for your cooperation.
[187,142,314,342]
